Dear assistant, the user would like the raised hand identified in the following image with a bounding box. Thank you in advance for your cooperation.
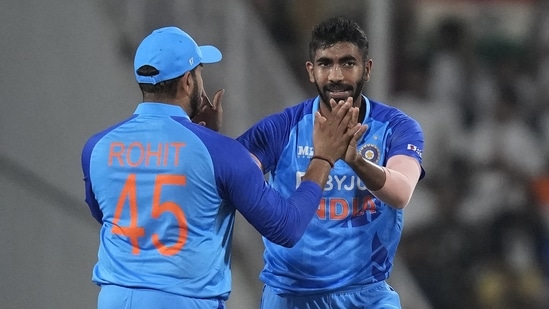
[313,97,367,166]
[192,89,225,131]
[343,123,368,164]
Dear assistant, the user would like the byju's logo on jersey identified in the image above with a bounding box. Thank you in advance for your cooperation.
[359,144,380,164]
[297,145,314,157]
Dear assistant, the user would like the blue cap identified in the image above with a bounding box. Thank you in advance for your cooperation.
[134,26,222,84]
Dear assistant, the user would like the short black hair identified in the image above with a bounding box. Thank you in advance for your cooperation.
[137,65,196,99]
[308,16,369,61]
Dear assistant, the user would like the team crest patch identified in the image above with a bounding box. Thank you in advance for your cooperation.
[359,144,380,163]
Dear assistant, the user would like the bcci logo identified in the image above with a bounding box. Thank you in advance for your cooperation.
[359,144,380,164]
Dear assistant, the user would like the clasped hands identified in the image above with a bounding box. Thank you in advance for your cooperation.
[313,97,368,166]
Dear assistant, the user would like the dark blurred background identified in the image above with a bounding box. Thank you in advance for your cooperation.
[1,0,548,308]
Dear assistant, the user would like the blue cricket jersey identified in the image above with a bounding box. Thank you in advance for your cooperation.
[237,95,424,294]
[81,103,324,300]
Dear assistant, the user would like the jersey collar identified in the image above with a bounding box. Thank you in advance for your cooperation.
[134,102,190,120]
[312,95,370,124]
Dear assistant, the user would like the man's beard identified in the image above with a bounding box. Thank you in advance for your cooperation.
[316,78,365,110]
[188,80,201,118]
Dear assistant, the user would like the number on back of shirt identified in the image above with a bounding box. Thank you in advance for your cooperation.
[111,173,188,256]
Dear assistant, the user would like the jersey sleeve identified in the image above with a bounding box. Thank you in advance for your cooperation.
[81,134,104,224]
[197,129,321,247]
[236,110,292,174]
[81,117,135,224]
[386,111,425,178]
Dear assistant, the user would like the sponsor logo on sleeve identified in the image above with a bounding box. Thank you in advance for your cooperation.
[407,144,423,158]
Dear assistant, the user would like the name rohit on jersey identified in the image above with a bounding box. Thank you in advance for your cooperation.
[107,141,186,167]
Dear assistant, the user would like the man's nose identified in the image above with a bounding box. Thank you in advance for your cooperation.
[328,65,343,81]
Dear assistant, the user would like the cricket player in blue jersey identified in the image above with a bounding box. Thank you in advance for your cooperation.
[237,17,425,308]
[81,26,366,309]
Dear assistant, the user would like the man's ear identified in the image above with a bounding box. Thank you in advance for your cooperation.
[363,59,372,82]
[306,61,315,83]
[180,71,193,95]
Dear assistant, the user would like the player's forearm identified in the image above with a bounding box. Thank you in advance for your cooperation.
[348,154,420,209]
[369,167,416,209]
[301,157,333,187]
[236,157,330,248]
[268,159,332,247]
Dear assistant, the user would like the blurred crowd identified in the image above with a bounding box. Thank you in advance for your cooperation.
[393,14,549,309]
[250,0,549,308]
